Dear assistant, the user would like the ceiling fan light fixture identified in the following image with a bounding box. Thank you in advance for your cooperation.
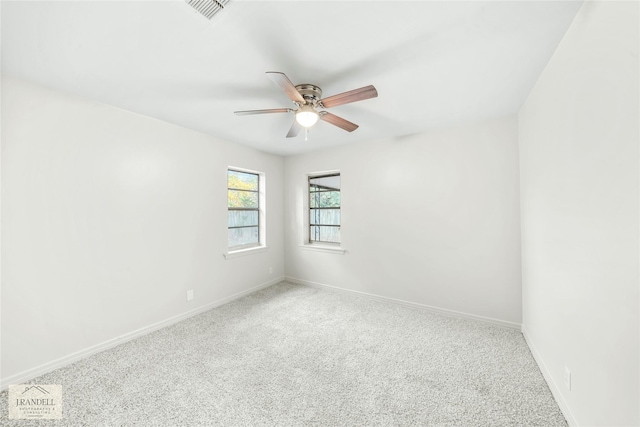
[295,106,319,128]
[235,71,377,137]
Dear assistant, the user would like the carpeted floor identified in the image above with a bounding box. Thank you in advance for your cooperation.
[1,281,566,426]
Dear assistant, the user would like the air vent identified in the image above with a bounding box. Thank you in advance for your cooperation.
[185,0,230,20]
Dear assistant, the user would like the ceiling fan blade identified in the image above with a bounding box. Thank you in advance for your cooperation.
[266,72,305,104]
[319,111,359,132]
[320,85,378,109]
[234,108,293,115]
[286,119,302,138]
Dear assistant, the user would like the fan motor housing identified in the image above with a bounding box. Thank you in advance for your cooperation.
[295,84,322,104]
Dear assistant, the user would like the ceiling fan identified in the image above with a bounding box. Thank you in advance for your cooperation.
[234,72,378,138]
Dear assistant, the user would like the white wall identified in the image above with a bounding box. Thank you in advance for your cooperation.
[519,1,639,425]
[1,76,284,385]
[284,116,522,326]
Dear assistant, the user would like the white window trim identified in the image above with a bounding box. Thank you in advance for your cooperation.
[299,243,346,255]
[225,166,266,258]
[303,170,345,253]
[224,245,269,259]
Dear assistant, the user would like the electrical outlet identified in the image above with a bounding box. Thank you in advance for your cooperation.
[564,366,571,391]
[187,290,194,302]
[268,267,273,275]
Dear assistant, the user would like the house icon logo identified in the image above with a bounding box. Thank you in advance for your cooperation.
[8,384,63,420]
[21,385,50,395]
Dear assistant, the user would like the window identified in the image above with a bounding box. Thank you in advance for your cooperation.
[228,169,260,249]
[309,173,341,244]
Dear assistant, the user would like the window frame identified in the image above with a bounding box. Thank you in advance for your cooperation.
[227,168,264,252]
[308,172,341,245]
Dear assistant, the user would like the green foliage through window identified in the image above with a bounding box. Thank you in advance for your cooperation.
[228,170,260,248]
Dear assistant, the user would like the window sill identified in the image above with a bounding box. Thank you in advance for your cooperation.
[299,244,346,255]
[224,246,268,260]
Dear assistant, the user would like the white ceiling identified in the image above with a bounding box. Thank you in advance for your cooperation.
[2,0,583,156]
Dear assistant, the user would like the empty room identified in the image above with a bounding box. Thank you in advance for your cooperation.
[1,0,638,426]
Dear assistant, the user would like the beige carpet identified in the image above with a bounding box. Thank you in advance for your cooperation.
[0,281,566,426]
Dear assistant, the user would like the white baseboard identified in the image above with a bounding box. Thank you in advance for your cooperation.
[285,276,522,330]
[522,325,578,426]
[0,276,284,391]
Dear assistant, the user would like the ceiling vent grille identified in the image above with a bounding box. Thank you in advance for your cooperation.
[185,0,230,20]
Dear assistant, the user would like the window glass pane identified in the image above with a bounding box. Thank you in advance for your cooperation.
[228,190,258,208]
[228,226,259,247]
[310,209,340,226]
[228,170,258,191]
[228,210,258,228]
[309,226,340,243]
[310,175,340,191]
[309,173,340,244]
[309,191,340,208]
